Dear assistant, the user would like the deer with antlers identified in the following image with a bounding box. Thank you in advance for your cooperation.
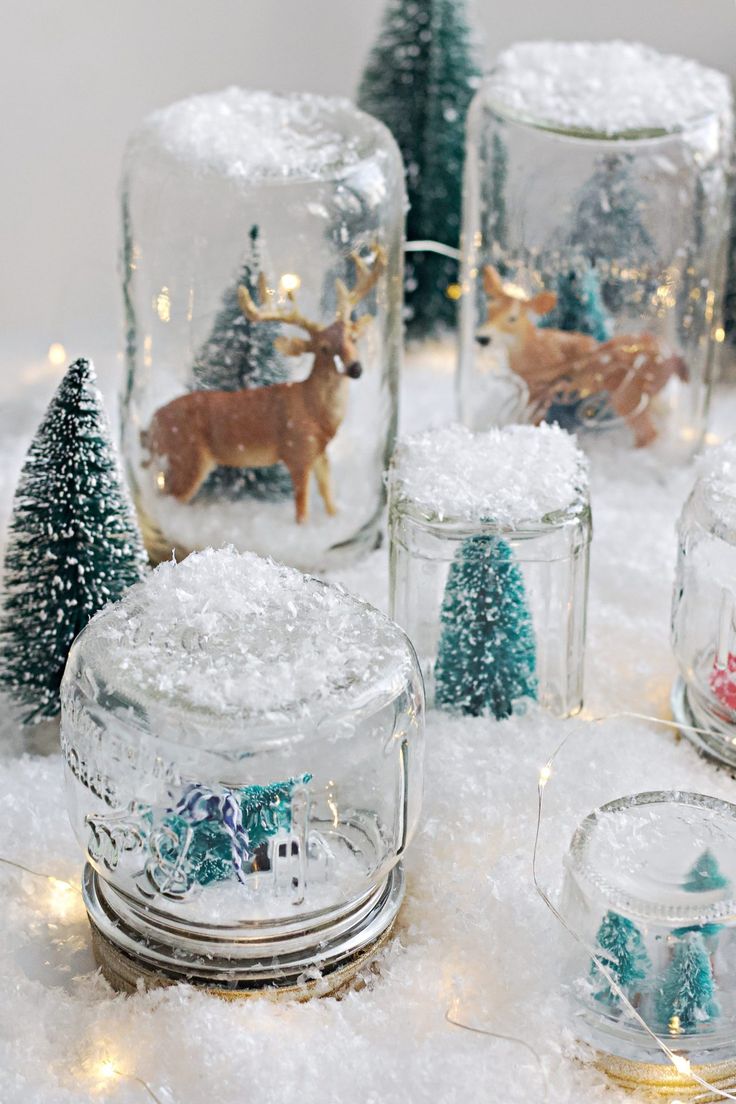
[143,245,386,523]
[478,265,688,447]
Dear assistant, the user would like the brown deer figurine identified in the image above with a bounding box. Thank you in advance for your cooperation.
[143,246,386,522]
[478,265,688,447]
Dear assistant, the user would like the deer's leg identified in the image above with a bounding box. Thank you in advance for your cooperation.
[313,452,337,516]
[287,464,312,524]
[160,449,214,503]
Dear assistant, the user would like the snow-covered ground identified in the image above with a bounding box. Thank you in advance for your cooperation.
[0,343,735,1103]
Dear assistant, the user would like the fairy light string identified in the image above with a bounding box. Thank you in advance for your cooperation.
[533,708,736,1102]
[0,855,173,1103]
[0,710,733,1100]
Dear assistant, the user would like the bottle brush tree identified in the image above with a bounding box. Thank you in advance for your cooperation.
[192,225,292,500]
[590,910,650,1008]
[357,0,480,337]
[434,535,537,719]
[0,358,147,723]
[539,263,613,431]
[657,931,720,1032]
[568,153,657,315]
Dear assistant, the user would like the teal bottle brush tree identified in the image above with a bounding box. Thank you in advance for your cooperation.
[192,225,292,501]
[540,263,614,431]
[0,358,147,723]
[590,911,651,1009]
[657,931,720,1032]
[357,0,480,337]
[434,535,537,719]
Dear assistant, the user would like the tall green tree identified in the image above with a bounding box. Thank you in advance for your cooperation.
[434,535,537,719]
[656,932,720,1031]
[568,153,657,315]
[192,226,292,501]
[590,911,650,1008]
[357,0,480,337]
[0,358,147,723]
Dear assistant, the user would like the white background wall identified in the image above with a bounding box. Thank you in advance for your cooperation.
[0,0,733,380]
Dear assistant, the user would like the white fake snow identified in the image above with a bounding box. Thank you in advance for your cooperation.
[1,350,736,1102]
[391,422,588,524]
[130,88,380,182]
[485,41,733,136]
[78,546,411,728]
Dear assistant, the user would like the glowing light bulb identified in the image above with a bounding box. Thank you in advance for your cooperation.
[714,326,726,343]
[446,283,462,301]
[279,273,301,294]
[671,1054,690,1075]
[95,1059,119,1083]
[48,343,67,367]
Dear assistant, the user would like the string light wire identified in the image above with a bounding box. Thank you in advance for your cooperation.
[445,1004,550,1099]
[533,708,736,1102]
[0,855,173,1103]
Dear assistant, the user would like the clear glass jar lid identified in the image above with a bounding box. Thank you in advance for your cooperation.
[65,548,415,747]
[567,791,736,926]
[389,423,589,528]
[481,41,733,139]
[126,88,391,185]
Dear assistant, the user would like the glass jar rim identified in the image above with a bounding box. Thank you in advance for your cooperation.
[478,79,728,144]
[389,478,591,536]
[127,88,397,188]
[566,790,736,924]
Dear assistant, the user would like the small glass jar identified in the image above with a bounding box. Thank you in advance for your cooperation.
[672,439,736,768]
[60,548,424,995]
[562,790,736,1093]
[458,42,734,457]
[120,89,404,572]
[388,423,591,718]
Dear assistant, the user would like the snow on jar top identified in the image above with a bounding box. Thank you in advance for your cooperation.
[483,41,732,137]
[390,423,588,526]
[67,548,415,741]
[127,88,391,183]
[566,791,736,924]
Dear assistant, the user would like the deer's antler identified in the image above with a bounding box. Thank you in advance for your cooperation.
[238,275,320,335]
[335,245,387,322]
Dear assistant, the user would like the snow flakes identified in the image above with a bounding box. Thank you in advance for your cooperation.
[390,422,588,525]
[485,42,733,137]
[77,547,413,734]
[129,89,383,183]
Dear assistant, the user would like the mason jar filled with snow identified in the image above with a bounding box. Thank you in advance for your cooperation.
[458,42,734,457]
[60,548,424,995]
[562,791,736,1091]
[388,423,590,718]
[672,439,736,768]
[120,89,404,571]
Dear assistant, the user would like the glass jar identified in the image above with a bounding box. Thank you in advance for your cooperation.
[458,42,734,457]
[562,790,736,1093]
[388,423,591,718]
[60,548,424,995]
[672,439,736,768]
[120,89,404,572]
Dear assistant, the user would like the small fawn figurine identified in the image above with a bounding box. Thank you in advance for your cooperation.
[478,266,688,447]
[143,245,386,522]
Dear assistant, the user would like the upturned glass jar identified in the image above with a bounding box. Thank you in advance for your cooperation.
[388,423,591,718]
[458,42,734,456]
[562,791,736,1096]
[672,439,736,768]
[60,548,424,995]
[120,89,404,572]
